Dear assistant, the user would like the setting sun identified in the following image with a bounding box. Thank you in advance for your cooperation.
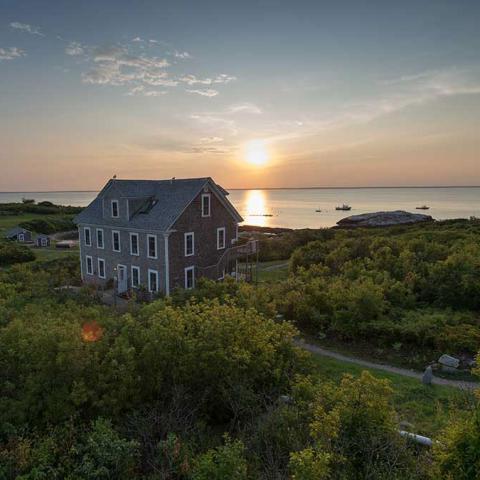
[245,140,269,167]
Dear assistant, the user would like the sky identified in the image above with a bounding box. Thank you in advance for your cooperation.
[0,0,479,190]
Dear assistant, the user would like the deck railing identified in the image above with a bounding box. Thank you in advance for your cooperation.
[196,239,259,281]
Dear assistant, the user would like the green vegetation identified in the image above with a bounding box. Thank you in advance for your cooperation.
[1,213,480,478]
[268,219,480,366]
[0,202,79,266]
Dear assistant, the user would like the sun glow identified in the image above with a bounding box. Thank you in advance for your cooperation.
[245,140,269,167]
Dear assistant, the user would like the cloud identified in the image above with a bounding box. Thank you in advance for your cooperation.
[0,47,26,61]
[65,42,85,56]
[126,85,167,97]
[187,88,219,97]
[180,73,236,85]
[10,22,44,36]
[81,45,173,86]
[66,40,234,98]
[228,103,262,114]
[172,50,191,59]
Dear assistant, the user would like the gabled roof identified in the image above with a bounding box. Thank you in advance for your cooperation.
[5,226,30,238]
[74,177,243,231]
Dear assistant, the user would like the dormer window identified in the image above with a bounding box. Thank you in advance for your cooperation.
[201,194,211,217]
[111,200,119,218]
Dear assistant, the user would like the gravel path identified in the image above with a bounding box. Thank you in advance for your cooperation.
[298,340,479,390]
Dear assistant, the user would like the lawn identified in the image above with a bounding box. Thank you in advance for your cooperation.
[257,260,289,283]
[32,246,78,262]
[310,353,473,438]
[0,213,67,236]
[0,212,79,263]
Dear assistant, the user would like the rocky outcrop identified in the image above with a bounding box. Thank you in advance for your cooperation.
[337,210,433,228]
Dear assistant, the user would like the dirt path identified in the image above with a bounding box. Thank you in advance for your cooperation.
[298,340,479,390]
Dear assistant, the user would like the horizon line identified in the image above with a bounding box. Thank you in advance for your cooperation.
[1,185,480,194]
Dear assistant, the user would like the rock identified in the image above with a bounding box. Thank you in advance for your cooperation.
[438,354,460,369]
[422,366,433,385]
[337,210,433,228]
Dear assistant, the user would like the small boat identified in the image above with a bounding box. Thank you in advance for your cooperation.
[416,205,430,210]
[315,208,322,212]
[335,204,351,211]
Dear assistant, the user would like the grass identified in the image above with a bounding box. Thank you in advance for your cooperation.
[0,213,67,236]
[257,260,289,283]
[303,333,479,382]
[310,353,474,437]
[0,212,79,263]
[31,246,78,262]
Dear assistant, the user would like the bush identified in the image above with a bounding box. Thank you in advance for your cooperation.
[0,241,35,266]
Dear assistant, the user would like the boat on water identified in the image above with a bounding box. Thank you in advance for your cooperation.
[315,209,322,212]
[335,204,352,211]
[416,205,430,210]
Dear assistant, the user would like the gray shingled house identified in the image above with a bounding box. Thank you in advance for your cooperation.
[74,177,244,296]
[5,227,33,243]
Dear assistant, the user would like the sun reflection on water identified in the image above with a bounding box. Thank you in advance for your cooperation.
[244,190,270,227]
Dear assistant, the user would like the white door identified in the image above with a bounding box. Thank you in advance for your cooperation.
[117,265,128,294]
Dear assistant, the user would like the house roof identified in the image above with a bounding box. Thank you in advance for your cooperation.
[36,233,50,239]
[5,226,30,238]
[74,177,243,231]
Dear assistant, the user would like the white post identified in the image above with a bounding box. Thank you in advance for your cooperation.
[164,232,170,296]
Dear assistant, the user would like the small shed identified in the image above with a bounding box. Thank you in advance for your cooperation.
[35,234,51,247]
[5,227,33,243]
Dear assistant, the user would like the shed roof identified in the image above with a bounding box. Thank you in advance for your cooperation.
[5,226,30,238]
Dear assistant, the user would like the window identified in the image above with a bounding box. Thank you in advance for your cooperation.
[130,233,139,256]
[112,230,121,252]
[98,258,106,279]
[86,255,93,275]
[201,194,211,217]
[148,269,158,292]
[185,266,195,289]
[184,232,194,256]
[84,227,91,246]
[147,234,157,259]
[217,227,226,250]
[96,228,104,249]
[111,200,119,218]
[131,266,140,288]
[18,233,24,242]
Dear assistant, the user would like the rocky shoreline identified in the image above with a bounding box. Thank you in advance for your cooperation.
[336,210,433,228]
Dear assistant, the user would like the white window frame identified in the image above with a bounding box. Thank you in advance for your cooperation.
[112,230,121,252]
[18,233,24,242]
[201,193,211,217]
[130,232,139,256]
[147,234,157,259]
[86,255,93,275]
[84,227,91,246]
[96,228,104,249]
[111,199,119,218]
[184,232,195,257]
[131,265,140,288]
[184,266,195,290]
[97,258,106,279]
[148,269,159,292]
[41,238,48,247]
[217,227,226,250]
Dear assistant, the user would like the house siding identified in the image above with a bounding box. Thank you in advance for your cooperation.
[79,224,166,292]
[76,178,242,296]
[168,188,237,290]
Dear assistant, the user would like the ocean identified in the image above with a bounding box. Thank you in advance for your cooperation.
[0,187,479,229]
